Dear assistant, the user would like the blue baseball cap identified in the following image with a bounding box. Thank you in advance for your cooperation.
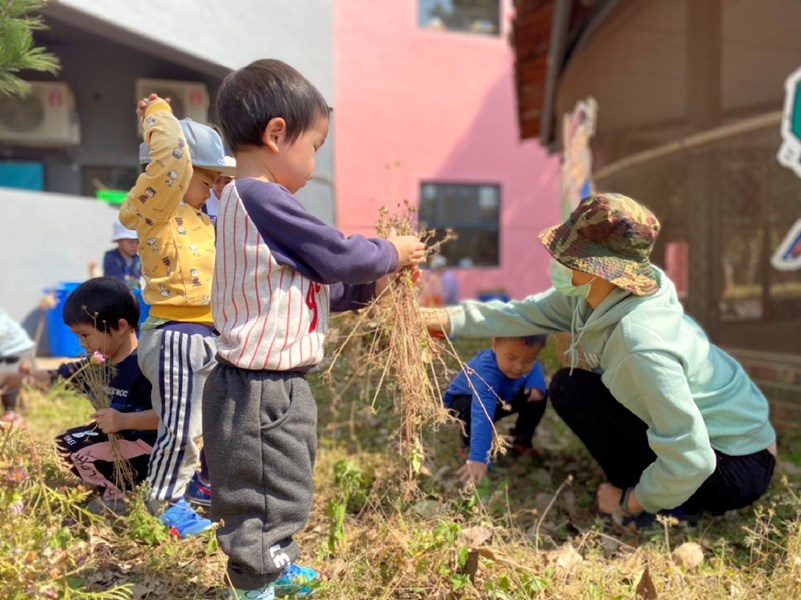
[139,118,235,176]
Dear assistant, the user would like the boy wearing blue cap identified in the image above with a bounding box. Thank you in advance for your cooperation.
[120,94,235,537]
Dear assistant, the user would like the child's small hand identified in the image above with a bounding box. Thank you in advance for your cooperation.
[91,408,125,434]
[457,460,488,484]
[525,388,545,402]
[87,259,99,278]
[387,229,426,269]
[136,94,170,119]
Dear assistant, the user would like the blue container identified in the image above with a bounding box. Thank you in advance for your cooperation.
[132,288,150,332]
[46,282,83,358]
[478,292,511,303]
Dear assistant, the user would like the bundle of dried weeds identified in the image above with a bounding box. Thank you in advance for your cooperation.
[325,203,467,486]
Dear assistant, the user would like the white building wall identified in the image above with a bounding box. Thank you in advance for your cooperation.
[49,0,334,99]
[1,189,121,350]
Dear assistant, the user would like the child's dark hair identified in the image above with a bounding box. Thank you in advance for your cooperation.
[495,335,548,348]
[216,58,330,152]
[62,277,140,334]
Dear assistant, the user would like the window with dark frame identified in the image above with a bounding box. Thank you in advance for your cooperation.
[418,0,501,36]
[419,182,500,267]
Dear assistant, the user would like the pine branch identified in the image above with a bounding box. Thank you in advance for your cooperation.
[0,0,60,97]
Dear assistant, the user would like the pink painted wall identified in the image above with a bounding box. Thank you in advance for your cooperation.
[333,1,560,300]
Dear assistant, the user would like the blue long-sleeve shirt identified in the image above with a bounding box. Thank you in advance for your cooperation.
[443,349,546,463]
[102,248,142,289]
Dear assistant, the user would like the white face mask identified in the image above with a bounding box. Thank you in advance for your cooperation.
[549,260,594,299]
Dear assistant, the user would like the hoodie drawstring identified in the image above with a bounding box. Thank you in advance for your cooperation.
[564,302,588,375]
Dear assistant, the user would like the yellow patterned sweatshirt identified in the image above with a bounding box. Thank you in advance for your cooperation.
[119,100,214,324]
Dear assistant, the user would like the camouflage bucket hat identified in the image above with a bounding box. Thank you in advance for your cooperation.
[538,193,661,296]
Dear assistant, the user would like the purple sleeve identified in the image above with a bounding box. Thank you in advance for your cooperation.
[237,179,399,284]
[329,282,377,312]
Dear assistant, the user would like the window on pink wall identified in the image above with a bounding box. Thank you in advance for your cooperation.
[419,182,500,267]
[418,0,500,36]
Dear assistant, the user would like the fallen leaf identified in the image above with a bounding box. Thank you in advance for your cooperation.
[473,546,496,560]
[672,541,704,569]
[635,565,658,599]
[458,525,493,547]
[549,544,583,574]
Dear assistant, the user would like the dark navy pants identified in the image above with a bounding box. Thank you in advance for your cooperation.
[549,367,775,515]
[448,388,547,449]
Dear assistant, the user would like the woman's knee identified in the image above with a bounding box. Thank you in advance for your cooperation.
[549,367,607,413]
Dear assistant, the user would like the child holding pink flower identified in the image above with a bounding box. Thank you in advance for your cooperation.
[1,278,157,514]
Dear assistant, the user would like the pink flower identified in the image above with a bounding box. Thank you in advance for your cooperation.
[9,500,24,514]
[90,352,106,365]
[5,466,29,485]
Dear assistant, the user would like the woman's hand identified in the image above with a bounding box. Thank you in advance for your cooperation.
[597,482,644,517]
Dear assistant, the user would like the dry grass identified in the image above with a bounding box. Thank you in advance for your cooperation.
[324,203,459,487]
[2,336,801,597]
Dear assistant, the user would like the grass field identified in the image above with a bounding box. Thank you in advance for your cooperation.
[2,333,801,599]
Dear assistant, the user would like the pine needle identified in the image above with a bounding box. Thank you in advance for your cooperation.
[0,0,60,98]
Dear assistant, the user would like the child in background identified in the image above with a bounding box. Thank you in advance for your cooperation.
[0,278,156,514]
[103,220,143,290]
[204,173,233,226]
[120,94,235,537]
[425,193,776,524]
[432,255,459,305]
[0,308,35,427]
[444,335,548,484]
[204,58,426,599]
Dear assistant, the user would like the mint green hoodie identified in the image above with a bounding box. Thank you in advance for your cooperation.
[446,266,775,513]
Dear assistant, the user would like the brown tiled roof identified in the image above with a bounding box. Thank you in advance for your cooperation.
[512,0,598,142]
[512,0,554,140]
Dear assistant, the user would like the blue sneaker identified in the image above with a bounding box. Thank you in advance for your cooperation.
[275,563,319,597]
[158,497,211,538]
[228,583,275,600]
[186,472,212,507]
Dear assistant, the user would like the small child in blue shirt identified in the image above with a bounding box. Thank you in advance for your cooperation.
[444,335,548,483]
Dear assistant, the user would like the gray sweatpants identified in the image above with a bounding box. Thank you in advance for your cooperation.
[202,364,317,590]
[138,327,217,502]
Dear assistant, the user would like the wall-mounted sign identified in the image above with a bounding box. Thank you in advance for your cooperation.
[771,218,801,271]
[774,66,801,270]
[560,97,597,219]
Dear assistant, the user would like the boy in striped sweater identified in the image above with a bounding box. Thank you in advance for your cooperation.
[203,59,426,600]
